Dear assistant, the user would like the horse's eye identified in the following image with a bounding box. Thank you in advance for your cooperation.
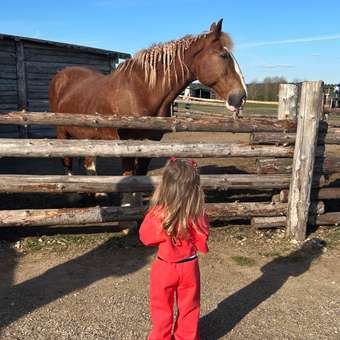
[220,52,229,59]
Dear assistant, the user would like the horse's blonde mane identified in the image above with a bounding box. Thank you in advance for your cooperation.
[117,32,233,88]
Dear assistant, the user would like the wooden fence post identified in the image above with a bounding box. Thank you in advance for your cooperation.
[278,83,299,120]
[286,81,324,241]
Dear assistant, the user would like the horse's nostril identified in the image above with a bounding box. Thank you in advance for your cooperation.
[228,93,246,108]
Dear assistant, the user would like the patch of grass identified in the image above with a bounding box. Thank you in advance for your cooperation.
[20,232,126,253]
[325,227,340,250]
[231,255,256,267]
[177,102,277,117]
[259,250,283,258]
[23,237,44,252]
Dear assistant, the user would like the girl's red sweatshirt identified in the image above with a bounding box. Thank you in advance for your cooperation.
[139,207,209,262]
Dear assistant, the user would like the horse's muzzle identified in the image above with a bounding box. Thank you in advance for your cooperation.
[228,93,246,109]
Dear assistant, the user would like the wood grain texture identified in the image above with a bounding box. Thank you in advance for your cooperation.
[286,81,324,240]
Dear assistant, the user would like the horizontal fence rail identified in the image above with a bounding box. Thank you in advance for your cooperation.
[250,129,340,145]
[256,157,340,175]
[0,139,302,158]
[252,212,340,229]
[0,174,293,193]
[0,202,289,227]
[0,111,299,132]
[177,95,280,105]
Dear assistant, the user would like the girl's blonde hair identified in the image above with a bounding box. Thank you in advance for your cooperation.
[150,158,205,238]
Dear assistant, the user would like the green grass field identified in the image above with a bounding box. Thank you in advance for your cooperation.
[177,101,278,117]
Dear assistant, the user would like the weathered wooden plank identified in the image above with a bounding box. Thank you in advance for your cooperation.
[0,85,17,92]
[0,91,18,96]
[0,39,16,50]
[286,81,324,241]
[279,188,340,202]
[250,130,340,145]
[27,100,50,111]
[0,65,17,73]
[23,41,129,59]
[25,46,111,59]
[15,40,28,113]
[27,85,49,92]
[26,127,56,138]
[0,55,16,65]
[0,139,296,158]
[26,61,110,74]
[0,202,289,227]
[26,80,50,87]
[0,71,17,79]
[0,112,298,133]
[0,104,18,111]
[27,104,50,112]
[0,78,18,86]
[252,216,287,229]
[26,72,55,80]
[324,107,340,115]
[0,50,16,58]
[25,53,112,66]
[0,125,19,132]
[27,91,48,100]
[252,210,340,228]
[278,84,298,120]
[0,95,18,104]
[256,157,340,175]
[0,174,292,193]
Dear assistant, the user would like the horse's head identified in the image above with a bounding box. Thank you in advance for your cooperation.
[193,19,247,113]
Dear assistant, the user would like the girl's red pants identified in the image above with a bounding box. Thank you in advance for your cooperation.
[148,257,200,340]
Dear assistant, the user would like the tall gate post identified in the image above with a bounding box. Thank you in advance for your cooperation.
[286,81,324,240]
[278,83,299,120]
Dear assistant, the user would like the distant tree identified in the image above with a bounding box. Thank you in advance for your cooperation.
[246,76,287,101]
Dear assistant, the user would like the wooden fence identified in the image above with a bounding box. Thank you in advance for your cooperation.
[0,81,339,241]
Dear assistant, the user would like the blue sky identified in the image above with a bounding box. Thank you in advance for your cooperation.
[1,0,339,83]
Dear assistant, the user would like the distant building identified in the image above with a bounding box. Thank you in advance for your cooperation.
[324,84,340,109]
[182,82,219,99]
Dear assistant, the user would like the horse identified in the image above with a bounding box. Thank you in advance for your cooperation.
[48,18,247,192]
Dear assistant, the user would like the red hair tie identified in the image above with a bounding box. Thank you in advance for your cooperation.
[186,159,197,168]
[169,157,197,168]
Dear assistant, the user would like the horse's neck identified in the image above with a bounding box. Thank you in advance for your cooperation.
[159,70,194,109]
[156,40,207,112]
[129,42,203,115]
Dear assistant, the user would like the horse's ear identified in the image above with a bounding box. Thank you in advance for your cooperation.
[209,19,223,36]
[209,22,217,31]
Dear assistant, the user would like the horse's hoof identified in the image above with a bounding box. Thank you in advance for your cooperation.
[85,170,97,176]
[95,192,108,198]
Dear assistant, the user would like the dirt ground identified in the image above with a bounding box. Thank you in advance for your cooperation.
[0,225,339,340]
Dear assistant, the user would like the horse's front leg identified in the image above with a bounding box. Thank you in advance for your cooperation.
[121,157,136,207]
[135,157,151,176]
[120,157,139,232]
[84,156,97,176]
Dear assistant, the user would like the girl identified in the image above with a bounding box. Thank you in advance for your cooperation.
[139,157,209,340]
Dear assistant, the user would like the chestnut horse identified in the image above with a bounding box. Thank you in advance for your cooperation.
[49,19,247,179]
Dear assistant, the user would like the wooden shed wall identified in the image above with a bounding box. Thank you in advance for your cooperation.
[0,38,19,136]
[0,37,122,138]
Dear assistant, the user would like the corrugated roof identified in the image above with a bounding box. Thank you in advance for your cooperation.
[0,33,131,60]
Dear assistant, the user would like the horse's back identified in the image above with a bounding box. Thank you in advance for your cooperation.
[49,66,105,112]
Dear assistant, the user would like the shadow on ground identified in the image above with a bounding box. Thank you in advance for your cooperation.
[0,232,153,330]
[200,238,325,339]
